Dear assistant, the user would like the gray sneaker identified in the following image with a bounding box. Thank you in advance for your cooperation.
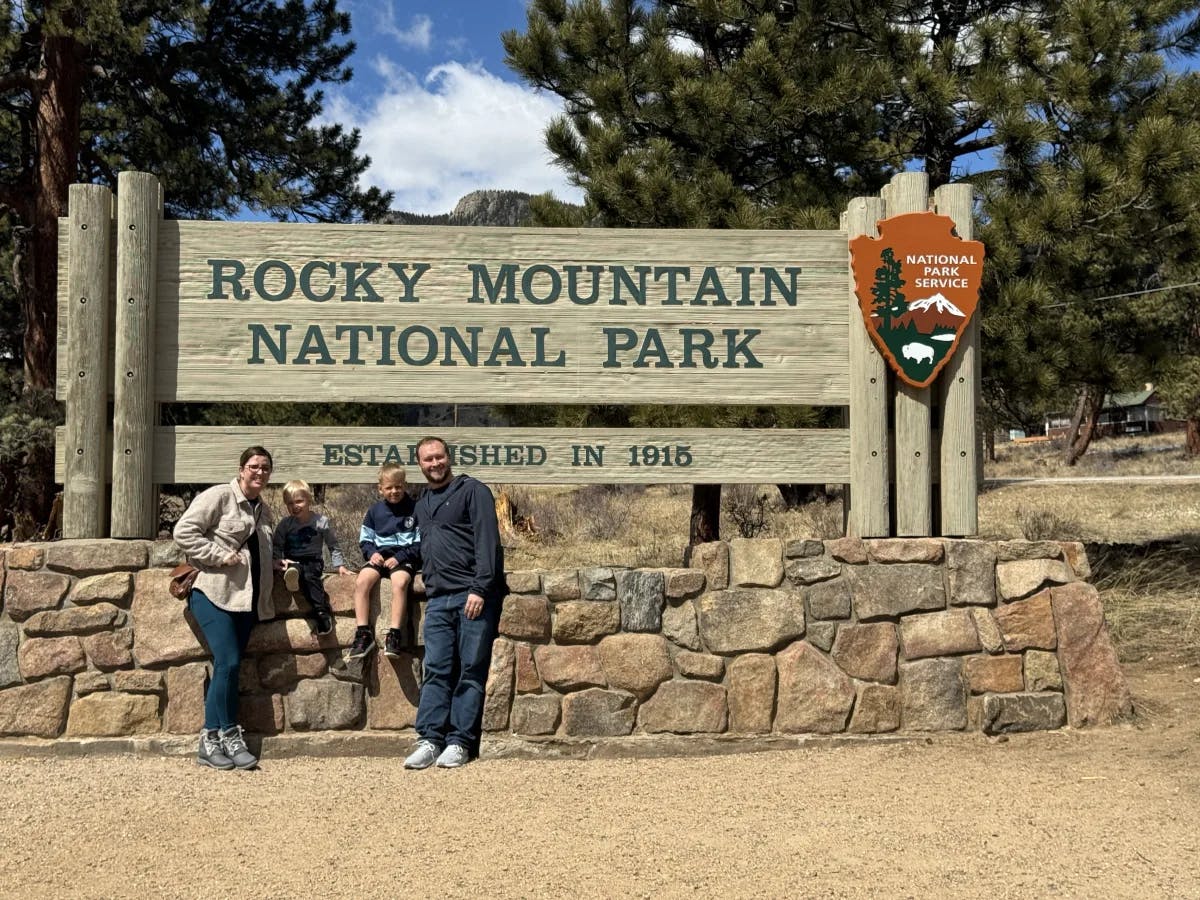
[436,743,470,768]
[404,739,441,770]
[283,565,300,592]
[197,729,234,770]
[219,725,258,770]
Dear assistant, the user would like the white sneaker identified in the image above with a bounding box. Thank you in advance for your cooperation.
[404,739,441,770]
[283,565,300,592]
[436,743,470,768]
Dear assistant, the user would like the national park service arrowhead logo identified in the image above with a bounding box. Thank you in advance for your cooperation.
[850,212,984,388]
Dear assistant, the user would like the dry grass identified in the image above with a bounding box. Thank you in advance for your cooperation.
[500,484,692,570]
[987,432,1200,478]
[978,482,1200,543]
[1090,544,1200,665]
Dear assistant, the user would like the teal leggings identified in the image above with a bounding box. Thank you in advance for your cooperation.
[188,589,256,730]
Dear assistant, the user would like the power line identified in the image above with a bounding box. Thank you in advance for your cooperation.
[1043,280,1200,309]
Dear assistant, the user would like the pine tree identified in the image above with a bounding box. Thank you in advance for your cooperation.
[0,0,391,396]
[1137,282,1200,454]
[872,248,907,332]
[979,8,1200,463]
[504,0,896,540]
[0,0,390,531]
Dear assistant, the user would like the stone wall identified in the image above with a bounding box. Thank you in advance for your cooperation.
[0,537,1133,747]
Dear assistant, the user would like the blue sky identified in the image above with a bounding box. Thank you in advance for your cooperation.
[328,0,583,215]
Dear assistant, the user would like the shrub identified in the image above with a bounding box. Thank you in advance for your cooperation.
[796,495,845,539]
[723,484,770,538]
[1017,506,1082,541]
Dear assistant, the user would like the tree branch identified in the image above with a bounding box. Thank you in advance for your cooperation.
[0,68,38,94]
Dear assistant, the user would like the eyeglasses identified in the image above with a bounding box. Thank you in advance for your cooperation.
[245,465,272,473]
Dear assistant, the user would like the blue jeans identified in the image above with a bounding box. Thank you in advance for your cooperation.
[415,592,500,751]
[188,589,256,730]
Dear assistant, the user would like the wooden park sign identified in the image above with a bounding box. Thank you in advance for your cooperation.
[55,171,982,541]
[850,212,984,388]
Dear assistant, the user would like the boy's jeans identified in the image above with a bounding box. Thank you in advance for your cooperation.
[294,557,332,619]
[415,591,500,752]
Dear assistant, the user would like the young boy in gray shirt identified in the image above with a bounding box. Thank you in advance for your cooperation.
[273,479,350,635]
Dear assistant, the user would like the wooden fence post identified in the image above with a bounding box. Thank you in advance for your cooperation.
[847,197,890,537]
[63,184,114,538]
[111,172,163,538]
[887,171,932,536]
[934,182,980,536]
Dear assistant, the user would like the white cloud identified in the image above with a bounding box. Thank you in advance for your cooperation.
[667,32,702,56]
[326,59,582,215]
[378,5,433,51]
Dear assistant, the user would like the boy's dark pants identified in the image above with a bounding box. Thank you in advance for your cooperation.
[294,557,332,619]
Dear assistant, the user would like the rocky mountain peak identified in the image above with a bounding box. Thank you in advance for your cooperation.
[382,189,532,227]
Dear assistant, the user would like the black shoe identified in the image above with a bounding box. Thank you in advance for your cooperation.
[384,629,403,658]
[315,612,334,636]
[347,628,376,659]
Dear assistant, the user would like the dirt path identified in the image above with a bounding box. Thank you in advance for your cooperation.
[0,660,1197,899]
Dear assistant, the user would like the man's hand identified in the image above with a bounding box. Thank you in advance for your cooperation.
[369,552,384,566]
[465,592,485,620]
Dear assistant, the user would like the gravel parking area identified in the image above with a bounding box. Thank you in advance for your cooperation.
[0,662,1196,899]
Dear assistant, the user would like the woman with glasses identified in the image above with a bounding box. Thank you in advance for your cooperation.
[173,446,282,770]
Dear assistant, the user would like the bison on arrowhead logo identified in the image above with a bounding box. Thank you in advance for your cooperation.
[850,212,984,389]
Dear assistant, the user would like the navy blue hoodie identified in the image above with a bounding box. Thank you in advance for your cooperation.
[359,496,420,566]
[414,474,504,600]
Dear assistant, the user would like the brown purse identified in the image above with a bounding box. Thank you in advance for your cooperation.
[171,502,260,600]
[168,563,200,599]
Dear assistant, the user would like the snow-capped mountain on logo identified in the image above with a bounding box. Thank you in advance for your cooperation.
[908,293,965,317]
[893,292,966,333]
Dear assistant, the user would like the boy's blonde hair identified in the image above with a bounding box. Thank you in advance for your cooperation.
[379,462,406,485]
[282,479,311,504]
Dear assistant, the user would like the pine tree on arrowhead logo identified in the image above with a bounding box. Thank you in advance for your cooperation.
[850,212,984,388]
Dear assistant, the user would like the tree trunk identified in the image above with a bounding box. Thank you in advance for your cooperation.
[1187,418,1200,456]
[24,29,86,391]
[688,484,721,546]
[1064,385,1104,466]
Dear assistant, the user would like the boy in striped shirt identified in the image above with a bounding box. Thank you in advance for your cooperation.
[348,463,421,659]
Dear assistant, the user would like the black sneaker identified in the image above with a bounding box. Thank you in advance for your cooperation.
[384,629,403,658]
[347,628,376,659]
[315,612,334,636]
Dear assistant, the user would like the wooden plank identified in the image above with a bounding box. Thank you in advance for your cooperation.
[111,173,164,538]
[62,185,114,538]
[846,197,889,537]
[55,221,851,405]
[888,172,933,536]
[934,183,979,536]
[57,426,850,486]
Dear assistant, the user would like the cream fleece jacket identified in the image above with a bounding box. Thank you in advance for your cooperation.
[172,479,276,619]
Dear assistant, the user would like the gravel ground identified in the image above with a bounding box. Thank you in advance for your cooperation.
[0,661,1196,899]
